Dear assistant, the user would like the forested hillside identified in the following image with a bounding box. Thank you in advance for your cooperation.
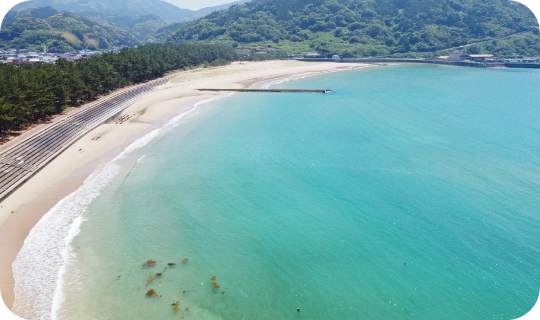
[0,9,139,51]
[1,0,250,50]
[9,0,248,23]
[166,0,540,57]
[147,22,185,43]
[0,43,236,134]
[2,6,60,25]
[9,0,195,23]
[100,15,168,41]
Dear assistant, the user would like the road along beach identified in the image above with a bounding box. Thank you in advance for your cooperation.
[0,60,370,312]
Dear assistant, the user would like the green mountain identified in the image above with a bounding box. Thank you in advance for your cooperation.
[147,22,185,43]
[9,0,193,23]
[2,6,61,25]
[99,15,169,41]
[9,0,250,23]
[0,9,139,52]
[166,0,540,58]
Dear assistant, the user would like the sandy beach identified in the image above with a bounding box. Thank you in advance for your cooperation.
[0,60,369,312]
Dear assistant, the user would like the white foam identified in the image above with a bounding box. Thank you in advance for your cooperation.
[11,93,231,320]
[50,214,84,320]
[261,69,342,89]
[12,161,121,320]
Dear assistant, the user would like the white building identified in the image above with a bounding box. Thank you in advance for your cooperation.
[305,52,320,58]
[469,54,494,62]
[447,51,471,62]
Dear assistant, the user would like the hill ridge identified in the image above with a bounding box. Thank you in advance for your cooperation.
[166,0,540,58]
[0,10,139,52]
[8,0,250,23]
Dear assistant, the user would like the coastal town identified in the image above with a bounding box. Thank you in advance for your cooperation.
[2,45,539,66]
[0,45,130,64]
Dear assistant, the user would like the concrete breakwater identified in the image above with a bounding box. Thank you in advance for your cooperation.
[297,58,539,69]
[505,63,540,68]
[198,89,331,93]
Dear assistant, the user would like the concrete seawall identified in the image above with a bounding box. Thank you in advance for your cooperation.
[198,89,330,93]
[505,63,540,68]
[296,58,539,69]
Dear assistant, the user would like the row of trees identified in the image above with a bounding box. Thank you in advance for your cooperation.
[0,43,236,134]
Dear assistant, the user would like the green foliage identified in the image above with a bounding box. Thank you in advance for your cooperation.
[0,10,139,52]
[147,22,185,44]
[98,15,169,42]
[449,31,540,57]
[9,0,196,24]
[166,0,540,58]
[0,43,236,133]
[2,6,60,25]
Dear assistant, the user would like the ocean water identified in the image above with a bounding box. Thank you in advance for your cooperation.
[15,64,540,320]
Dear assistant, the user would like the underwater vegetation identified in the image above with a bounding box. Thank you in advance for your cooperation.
[172,300,180,312]
[138,258,225,316]
[145,289,159,297]
[143,260,157,267]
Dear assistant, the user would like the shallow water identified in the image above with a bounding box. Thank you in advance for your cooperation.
[41,65,540,319]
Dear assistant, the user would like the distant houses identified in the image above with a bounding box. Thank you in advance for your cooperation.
[435,52,540,65]
[0,45,132,65]
[438,51,495,62]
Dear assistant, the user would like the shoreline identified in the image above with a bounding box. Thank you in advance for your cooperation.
[0,60,371,314]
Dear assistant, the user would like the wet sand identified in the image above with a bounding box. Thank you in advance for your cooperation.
[0,60,369,311]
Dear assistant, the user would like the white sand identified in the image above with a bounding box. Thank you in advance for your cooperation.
[0,60,370,310]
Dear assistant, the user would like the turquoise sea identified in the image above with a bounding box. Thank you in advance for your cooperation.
[28,65,540,319]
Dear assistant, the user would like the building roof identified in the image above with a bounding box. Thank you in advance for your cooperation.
[438,56,450,59]
[470,54,494,58]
